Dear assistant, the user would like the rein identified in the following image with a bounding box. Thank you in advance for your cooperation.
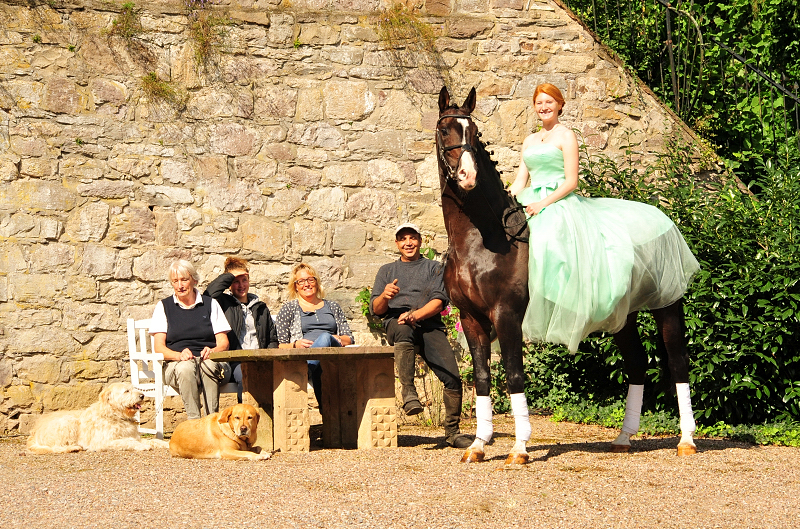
[437,112,530,244]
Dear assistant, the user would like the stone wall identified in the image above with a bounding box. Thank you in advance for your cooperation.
[0,0,704,433]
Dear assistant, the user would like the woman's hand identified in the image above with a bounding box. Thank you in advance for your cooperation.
[294,338,314,348]
[525,200,547,216]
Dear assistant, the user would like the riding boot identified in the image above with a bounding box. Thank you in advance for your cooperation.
[394,342,423,415]
[443,388,473,448]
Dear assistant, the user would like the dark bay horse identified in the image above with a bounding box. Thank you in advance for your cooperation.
[436,86,698,463]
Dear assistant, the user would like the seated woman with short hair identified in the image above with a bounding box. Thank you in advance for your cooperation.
[149,259,231,421]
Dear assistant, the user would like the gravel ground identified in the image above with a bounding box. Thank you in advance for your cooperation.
[1,414,798,529]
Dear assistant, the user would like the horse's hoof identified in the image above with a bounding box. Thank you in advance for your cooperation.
[460,448,484,463]
[504,452,529,465]
[610,444,631,453]
[677,442,697,456]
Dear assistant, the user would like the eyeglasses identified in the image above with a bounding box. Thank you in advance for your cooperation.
[295,278,317,287]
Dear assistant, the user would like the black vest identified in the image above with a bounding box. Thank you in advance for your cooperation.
[162,294,216,356]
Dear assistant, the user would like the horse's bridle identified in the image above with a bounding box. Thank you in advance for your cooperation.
[436,113,477,181]
[436,111,530,244]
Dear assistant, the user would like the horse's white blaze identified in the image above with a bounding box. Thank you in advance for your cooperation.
[456,117,478,190]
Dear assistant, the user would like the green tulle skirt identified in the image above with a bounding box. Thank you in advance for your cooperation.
[517,144,699,352]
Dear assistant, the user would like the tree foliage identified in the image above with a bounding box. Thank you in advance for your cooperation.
[564,0,800,183]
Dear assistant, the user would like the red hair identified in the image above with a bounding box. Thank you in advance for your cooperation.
[533,83,565,115]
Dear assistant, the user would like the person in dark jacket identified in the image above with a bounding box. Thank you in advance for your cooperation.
[204,257,278,403]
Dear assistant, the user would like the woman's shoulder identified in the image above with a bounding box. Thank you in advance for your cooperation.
[277,299,299,313]
[521,132,539,149]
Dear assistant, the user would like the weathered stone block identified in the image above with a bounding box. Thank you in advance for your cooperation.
[43,77,86,114]
[307,187,347,221]
[367,159,406,189]
[234,158,277,182]
[261,189,304,219]
[344,254,395,289]
[176,207,202,231]
[10,136,48,157]
[322,163,365,187]
[345,189,398,227]
[161,159,193,184]
[287,122,344,149]
[210,123,261,156]
[143,185,195,207]
[9,273,66,303]
[333,222,367,252]
[41,383,105,412]
[66,274,99,301]
[66,201,110,242]
[268,13,295,45]
[192,155,229,180]
[291,219,330,256]
[0,359,12,388]
[30,242,75,272]
[19,157,56,178]
[80,243,118,277]
[285,166,322,188]
[324,81,376,121]
[254,86,298,119]
[16,355,64,385]
[90,78,128,106]
[0,242,28,274]
[348,131,404,156]
[106,206,156,247]
[448,18,494,38]
[0,181,78,214]
[70,360,122,380]
[5,385,35,408]
[240,215,285,259]
[549,54,595,74]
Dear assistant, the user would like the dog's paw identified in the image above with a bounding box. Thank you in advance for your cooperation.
[256,451,272,461]
[150,439,170,449]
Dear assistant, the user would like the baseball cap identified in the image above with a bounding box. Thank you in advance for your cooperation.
[394,222,421,238]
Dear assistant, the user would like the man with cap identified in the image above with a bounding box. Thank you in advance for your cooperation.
[370,222,472,449]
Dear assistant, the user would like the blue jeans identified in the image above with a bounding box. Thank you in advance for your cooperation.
[308,333,342,412]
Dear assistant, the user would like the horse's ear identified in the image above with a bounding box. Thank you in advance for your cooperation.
[462,87,477,114]
[438,86,451,113]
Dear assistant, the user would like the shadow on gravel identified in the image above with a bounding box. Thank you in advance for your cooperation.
[522,437,756,462]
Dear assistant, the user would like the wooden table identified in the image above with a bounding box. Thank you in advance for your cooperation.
[210,347,397,452]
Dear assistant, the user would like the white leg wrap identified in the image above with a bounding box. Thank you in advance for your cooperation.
[475,395,493,443]
[510,393,531,443]
[621,384,644,435]
[676,383,696,436]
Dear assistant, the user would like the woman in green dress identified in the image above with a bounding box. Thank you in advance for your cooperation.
[509,83,700,453]
[509,83,699,352]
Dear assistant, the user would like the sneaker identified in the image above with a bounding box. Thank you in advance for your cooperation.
[403,399,424,416]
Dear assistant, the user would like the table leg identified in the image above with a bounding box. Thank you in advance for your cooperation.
[321,357,397,449]
[241,361,274,451]
[272,359,310,452]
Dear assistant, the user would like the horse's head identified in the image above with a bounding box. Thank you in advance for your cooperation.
[437,86,479,191]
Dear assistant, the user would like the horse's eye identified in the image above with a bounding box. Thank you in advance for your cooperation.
[439,129,449,136]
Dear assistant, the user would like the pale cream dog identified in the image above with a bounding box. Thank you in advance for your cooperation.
[26,382,169,454]
[169,403,271,460]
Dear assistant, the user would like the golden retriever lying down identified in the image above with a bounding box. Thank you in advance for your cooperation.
[169,403,272,461]
[27,382,169,454]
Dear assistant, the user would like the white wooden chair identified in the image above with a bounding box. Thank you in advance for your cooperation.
[126,318,239,439]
